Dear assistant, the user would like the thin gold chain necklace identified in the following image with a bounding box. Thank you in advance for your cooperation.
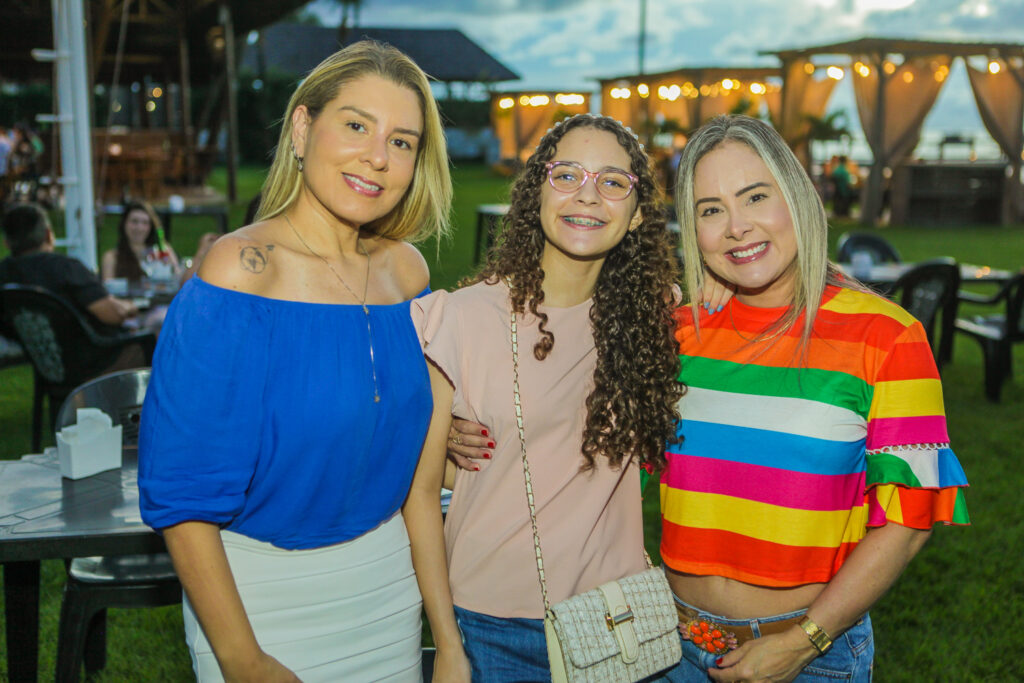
[727,300,789,344]
[285,213,381,403]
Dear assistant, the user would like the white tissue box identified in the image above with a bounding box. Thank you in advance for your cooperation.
[56,408,123,479]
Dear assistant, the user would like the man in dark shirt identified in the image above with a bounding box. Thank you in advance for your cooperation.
[1,203,138,332]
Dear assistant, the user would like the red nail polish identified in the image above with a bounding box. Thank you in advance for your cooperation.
[480,429,489,437]
[483,453,491,459]
[716,658,724,667]
[487,441,495,448]
[473,465,481,471]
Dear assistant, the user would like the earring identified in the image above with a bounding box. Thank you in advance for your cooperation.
[291,144,304,172]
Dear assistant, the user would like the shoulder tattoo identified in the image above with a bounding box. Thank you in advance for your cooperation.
[239,244,274,273]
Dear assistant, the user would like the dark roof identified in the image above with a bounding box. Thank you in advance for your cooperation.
[241,24,519,83]
[0,0,308,83]
[762,36,1024,59]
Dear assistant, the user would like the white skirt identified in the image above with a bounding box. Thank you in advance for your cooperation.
[183,513,423,682]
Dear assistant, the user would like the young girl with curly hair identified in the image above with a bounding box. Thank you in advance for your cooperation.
[403,114,684,681]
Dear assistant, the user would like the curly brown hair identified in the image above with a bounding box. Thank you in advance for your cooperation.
[475,114,683,470]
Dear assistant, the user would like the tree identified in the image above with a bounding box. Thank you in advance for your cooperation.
[804,110,852,165]
[328,0,364,43]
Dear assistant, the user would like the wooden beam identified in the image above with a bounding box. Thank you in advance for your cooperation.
[220,0,239,202]
[98,53,165,64]
[178,0,196,186]
[90,0,116,84]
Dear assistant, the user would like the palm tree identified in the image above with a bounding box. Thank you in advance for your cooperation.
[804,110,852,165]
[330,0,364,44]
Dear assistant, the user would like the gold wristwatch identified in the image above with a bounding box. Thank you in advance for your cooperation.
[798,616,833,654]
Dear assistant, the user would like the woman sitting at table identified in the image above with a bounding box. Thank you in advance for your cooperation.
[660,114,970,682]
[101,200,180,282]
[138,40,451,681]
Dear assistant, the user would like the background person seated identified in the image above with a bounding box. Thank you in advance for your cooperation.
[101,200,181,282]
[1,203,139,335]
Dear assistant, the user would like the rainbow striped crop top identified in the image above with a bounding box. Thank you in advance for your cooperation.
[660,285,969,588]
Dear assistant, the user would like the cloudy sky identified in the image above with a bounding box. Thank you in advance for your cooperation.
[311,0,1023,157]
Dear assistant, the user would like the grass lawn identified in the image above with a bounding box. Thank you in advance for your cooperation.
[2,164,1023,680]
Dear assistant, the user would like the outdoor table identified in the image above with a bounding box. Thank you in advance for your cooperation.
[105,277,180,310]
[837,261,1014,291]
[474,203,510,263]
[0,447,164,682]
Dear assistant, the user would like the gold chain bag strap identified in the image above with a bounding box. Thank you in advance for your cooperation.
[507,288,681,682]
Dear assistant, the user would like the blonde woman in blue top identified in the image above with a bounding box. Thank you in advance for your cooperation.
[138,41,451,682]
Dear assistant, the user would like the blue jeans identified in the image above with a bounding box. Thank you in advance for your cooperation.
[453,605,551,682]
[453,605,679,683]
[658,596,874,682]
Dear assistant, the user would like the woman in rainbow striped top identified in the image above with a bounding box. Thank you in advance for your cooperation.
[659,115,969,682]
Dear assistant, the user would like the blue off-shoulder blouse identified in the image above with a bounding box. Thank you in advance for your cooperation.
[138,277,433,549]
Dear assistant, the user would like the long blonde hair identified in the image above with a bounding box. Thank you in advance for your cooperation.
[675,115,846,348]
[257,41,451,244]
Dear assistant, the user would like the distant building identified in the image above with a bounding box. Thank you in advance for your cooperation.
[242,24,519,85]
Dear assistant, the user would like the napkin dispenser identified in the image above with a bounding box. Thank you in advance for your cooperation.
[56,408,123,479]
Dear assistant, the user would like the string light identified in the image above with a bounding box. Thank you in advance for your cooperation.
[498,97,514,109]
[826,66,845,80]
[554,93,584,105]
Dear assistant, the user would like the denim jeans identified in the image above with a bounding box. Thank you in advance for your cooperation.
[658,595,874,682]
[454,605,681,683]
[453,605,551,682]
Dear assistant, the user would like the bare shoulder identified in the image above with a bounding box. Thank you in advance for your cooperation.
[368,237,430,299]
[197,222,283,295]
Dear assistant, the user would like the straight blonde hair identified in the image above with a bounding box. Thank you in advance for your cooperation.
[257,41,451,244]
[675,115,846,350]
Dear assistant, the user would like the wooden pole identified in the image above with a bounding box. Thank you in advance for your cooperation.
[220,0,238,202]
[862,53,887,226]
[1000,52,1024,225]
[91,0,115,85]
[178,0,195,186]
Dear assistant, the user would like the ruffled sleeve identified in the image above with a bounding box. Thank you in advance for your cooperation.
[863,321,969,528]
[410,288,462,390]
[138,279,271,530]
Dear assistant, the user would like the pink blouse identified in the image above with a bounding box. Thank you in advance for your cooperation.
[412,280,648,619]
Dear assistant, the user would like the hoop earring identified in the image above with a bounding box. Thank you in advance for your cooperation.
[291,144,304,172]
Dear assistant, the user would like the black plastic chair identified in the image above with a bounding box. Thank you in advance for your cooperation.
[53,369,181,682]
[0,284,155,451]
[955,273,1024,401]
[889,258,961,369]
[836,231,902,264]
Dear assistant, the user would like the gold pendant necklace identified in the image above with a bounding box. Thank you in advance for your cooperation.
[727,300,789,344]
[285,214,381,402]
